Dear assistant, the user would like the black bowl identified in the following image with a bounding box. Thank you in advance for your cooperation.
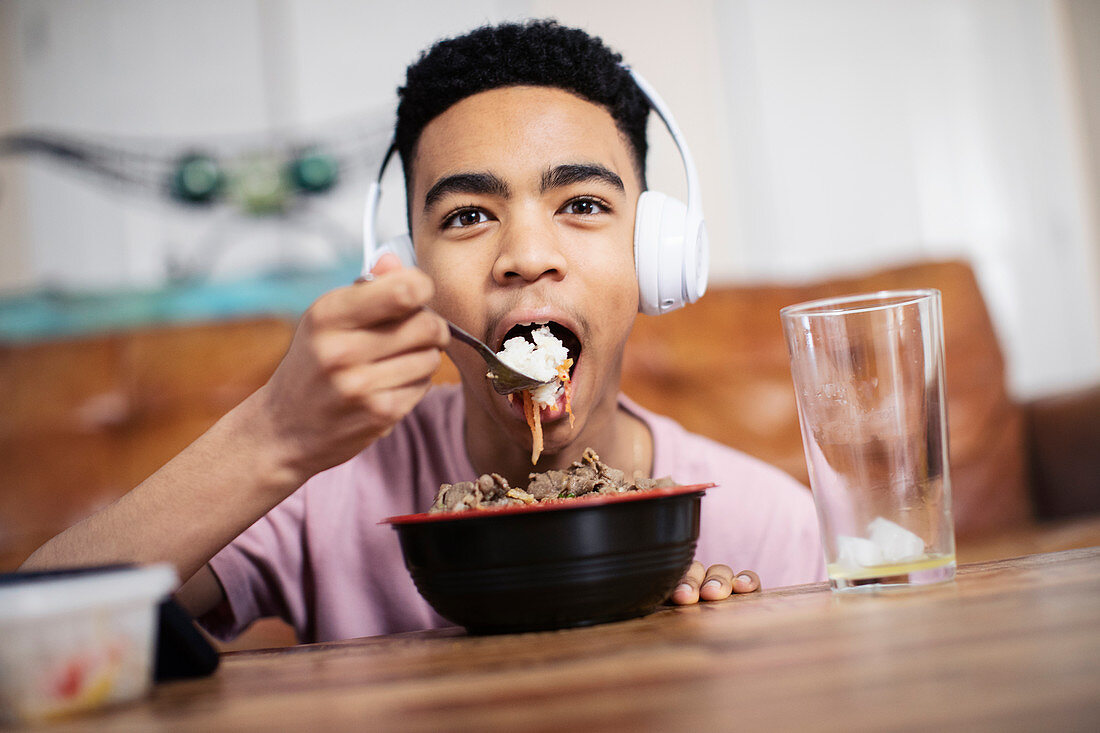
[385,484,710,634]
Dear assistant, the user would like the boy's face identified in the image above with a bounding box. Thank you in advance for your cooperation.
[409,85,642,456]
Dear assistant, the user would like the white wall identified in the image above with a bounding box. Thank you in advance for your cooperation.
[1,0,1098,397]
[0,1,30,291]
[8,1,272,289]
[706,0,1100,397]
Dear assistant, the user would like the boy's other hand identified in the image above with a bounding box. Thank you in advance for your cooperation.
[251,253,450,485]
[669,562,760,604]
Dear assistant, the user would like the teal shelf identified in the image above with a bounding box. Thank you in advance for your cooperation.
[0,261,362,343]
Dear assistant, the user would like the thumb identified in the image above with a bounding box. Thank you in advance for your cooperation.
[371,251,404,278]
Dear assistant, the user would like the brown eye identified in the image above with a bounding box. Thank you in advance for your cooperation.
[561,198,607,216]
[445,209,489,228]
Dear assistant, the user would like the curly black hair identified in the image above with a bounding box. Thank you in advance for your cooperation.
[395,19,650,187]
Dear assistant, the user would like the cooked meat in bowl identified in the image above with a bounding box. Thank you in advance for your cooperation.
[430,448,677,513]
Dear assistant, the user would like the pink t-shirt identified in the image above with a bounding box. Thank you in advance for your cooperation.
[203,385,825,642]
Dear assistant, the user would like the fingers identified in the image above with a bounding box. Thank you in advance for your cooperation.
[698,564,735,601]
[315,376,434,446]
[732,569,761,594]
[669,563,761,605]
[315,266,435,330]
[350,378,435,429]
[370,251,403,277]
[369,309,451,358]
[669,561,705,605]
[331,348,442,400]
[313,310,449,373]
[257,254,444,478]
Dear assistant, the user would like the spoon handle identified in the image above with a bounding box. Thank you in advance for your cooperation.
[441,318,493,359]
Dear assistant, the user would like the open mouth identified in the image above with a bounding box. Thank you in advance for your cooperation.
[498,320,582,378]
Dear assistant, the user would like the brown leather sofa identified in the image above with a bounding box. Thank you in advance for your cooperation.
[1026,383,1100,519]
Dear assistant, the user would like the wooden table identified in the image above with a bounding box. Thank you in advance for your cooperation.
[55,548,1100,732]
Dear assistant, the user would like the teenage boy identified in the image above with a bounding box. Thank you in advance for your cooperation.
[23,21,824,642]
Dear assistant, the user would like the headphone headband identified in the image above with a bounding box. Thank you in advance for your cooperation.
[623,68,702,227]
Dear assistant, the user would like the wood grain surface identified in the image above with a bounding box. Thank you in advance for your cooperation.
[48,548,1100,732]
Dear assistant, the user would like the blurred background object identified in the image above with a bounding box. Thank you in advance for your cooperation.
[0,123,387,280]
[2,0,1099,648]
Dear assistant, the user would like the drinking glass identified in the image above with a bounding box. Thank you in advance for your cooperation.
[781,289,955,591]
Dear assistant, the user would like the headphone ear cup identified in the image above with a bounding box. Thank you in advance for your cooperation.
[634,191,663,315]
[686,219,709,303]
[634,190,689,315]
[374,234,416,268]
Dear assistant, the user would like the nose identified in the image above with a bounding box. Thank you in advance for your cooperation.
[491,209,568,286]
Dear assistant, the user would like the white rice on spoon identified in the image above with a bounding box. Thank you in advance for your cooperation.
[494,325,570,407]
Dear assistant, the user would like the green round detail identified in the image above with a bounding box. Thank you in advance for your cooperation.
[171,154,224,203]
[289,152,339,193]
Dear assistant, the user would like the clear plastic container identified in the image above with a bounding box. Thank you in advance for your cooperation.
[0,564,178,724]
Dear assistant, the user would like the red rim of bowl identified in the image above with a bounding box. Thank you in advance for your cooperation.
[383,482,714,525]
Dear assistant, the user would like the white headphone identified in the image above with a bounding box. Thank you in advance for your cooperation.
[362,67,708,315]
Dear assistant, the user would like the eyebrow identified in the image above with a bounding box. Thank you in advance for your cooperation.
[423,172,510,212]
[541,163,624,193]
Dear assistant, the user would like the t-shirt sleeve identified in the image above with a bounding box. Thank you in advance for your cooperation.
[199,490,308,641]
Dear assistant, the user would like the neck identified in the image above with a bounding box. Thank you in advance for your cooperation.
[463,386,653,489]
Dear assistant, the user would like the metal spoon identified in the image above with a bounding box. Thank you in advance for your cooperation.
[354,273,550,395]
[441,317,553,395]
